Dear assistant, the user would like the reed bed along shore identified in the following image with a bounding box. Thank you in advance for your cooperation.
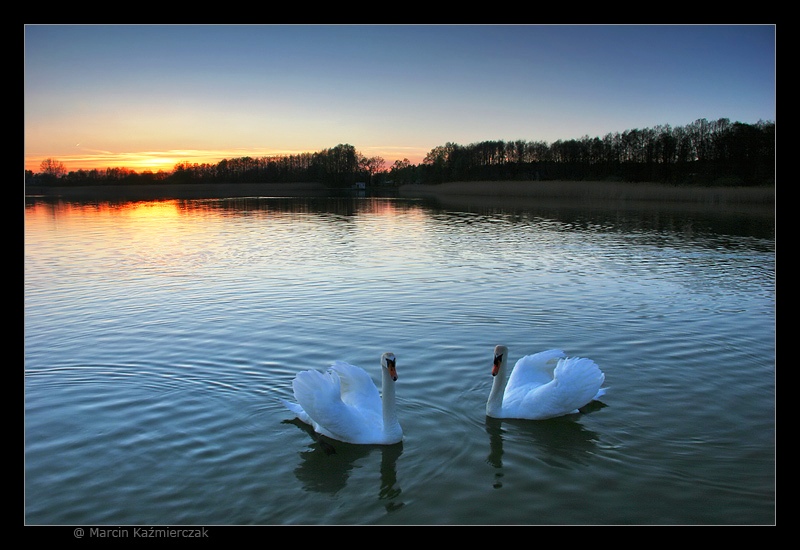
[399,180,775,216]
[399,180,774,204]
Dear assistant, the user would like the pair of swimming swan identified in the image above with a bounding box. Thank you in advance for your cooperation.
[282,345,607,445]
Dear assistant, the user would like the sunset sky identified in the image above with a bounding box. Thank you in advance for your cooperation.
[24,24,775,174]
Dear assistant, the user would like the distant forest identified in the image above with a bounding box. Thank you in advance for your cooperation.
[26,118,774,188]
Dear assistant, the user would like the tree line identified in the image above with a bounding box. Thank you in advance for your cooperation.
[26,118,774,188]
[28,144,383,189]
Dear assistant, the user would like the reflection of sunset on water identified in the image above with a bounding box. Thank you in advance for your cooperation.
[24,197,434,284]
[26,199,182,220]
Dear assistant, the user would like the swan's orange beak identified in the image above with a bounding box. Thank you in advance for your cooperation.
[492,354,502,376]
[387,359,398,381]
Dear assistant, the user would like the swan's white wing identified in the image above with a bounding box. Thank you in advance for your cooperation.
[553,356,604,403]
[506,349,565,393]
[329,361,382,414]
[518,356,605,418]
[291,369,346,431]
[290,362,384,443]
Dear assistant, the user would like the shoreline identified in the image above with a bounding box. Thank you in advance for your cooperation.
[398,180,774,203]
[25,180,775,216]
[24,182,330,201]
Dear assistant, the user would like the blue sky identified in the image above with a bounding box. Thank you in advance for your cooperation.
[24,24,776,172]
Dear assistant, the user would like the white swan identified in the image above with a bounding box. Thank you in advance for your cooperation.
[486,345,607,420]
[282,352,403,445]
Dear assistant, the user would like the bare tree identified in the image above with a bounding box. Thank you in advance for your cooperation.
[361,156,386,184]
[40,158,66,178]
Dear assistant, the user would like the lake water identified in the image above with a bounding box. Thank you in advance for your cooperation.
[24,192,775,526]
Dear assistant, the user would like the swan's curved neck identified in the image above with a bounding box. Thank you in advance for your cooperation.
[381,366,399,430]
[486,358,508,417]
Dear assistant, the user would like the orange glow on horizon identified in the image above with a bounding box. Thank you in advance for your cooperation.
[25,151,234,174]
[25,147,428,174]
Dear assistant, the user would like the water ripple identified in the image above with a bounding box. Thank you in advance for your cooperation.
[24,196,775,525]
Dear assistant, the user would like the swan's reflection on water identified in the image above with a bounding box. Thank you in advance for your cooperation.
[485,409,604,486]
[283,418,404,511]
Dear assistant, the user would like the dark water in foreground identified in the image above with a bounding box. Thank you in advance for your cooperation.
[24,194,775,525]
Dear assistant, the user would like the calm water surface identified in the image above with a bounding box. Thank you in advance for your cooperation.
[24,194,775,525]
